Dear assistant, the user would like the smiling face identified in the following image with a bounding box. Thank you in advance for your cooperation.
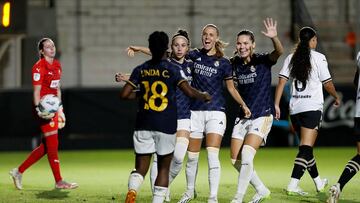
[236,34,255,61]
[202,26,218,51]
[171,36,189,61]
[40,39,56,59]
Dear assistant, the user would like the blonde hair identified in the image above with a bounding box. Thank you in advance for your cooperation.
[202,24,228,58]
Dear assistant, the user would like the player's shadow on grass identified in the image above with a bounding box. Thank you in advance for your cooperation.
[35,189,70,200]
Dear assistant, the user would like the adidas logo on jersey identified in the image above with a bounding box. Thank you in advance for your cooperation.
[196,57,201,61]
[254,128,259,131]
[219,121,223,125]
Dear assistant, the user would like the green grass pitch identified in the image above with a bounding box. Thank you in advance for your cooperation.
[0,147,359,202]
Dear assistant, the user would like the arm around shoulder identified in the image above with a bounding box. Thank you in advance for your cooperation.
[178,81,211,102]
[127,46,151,57]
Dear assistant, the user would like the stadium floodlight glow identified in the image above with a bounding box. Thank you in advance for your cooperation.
[2,1,10,27]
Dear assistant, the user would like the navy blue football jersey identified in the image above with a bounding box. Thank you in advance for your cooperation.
[128,59,186,134]
[188,49,232,111]
[170,58,193,119]
[231,53,276,118]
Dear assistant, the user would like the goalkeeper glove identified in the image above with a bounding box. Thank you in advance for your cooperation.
[35,106,55,120]
[58,104,66,129]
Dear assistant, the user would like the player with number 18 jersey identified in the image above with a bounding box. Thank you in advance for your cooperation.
[128,59,186,135]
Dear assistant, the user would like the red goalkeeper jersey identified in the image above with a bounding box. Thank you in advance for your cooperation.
[32,58,62,97]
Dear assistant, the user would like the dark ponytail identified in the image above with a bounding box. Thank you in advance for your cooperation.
[289,27,316,84]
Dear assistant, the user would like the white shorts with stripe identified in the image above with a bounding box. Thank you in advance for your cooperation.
[190,110,226,139]
[133,130,176,155]
[231,115,273,144]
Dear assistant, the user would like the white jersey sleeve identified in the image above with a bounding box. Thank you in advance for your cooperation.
[279,54,292,79]
[355,52,360,117]
[313,52,332,83]
[357,51,360,69]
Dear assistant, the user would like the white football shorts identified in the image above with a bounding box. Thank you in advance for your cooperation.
[190,110,226,139]
[133,130,176,155]
[231,115,273,144]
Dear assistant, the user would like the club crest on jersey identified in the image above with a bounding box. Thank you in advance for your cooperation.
[33,73,41,81]
[50,121,55,127]
[214,61,219,67]
[187,67,191,74]
[250,65,256,72]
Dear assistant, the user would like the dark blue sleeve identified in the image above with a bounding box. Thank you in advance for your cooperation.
[259,53,276,67]
[128,66,141,88]
[187,49,200,61]
[223,59,233,80]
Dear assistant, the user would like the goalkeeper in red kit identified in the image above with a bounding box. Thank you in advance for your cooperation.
[9,38,78,190]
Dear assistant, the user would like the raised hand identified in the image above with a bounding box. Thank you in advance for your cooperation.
[261,17,278,39]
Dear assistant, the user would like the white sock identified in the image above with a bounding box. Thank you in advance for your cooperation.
[150,155,158,193]
[128,172,144,191]
[169,137,189,184]
[231,158,268,195]
[288,178,299,190]
[313,176,322,188]
[152,186,167,203]
[235,145,256,200]
[250,170,269,195]
[207,147,220,199]
[231,159,241,172]
[185,151,199,193]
